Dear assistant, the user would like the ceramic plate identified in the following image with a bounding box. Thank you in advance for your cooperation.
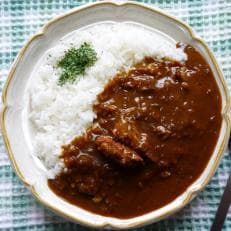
[1,1,230,229]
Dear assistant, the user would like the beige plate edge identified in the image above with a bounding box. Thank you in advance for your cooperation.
[1,1,231,229]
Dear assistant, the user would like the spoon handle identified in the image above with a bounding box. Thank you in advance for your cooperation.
[210,142,231,231]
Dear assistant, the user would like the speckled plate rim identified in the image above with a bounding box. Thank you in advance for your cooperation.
[1,1,230,229]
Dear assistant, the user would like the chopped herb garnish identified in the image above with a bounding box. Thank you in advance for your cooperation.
[57,42,97,86]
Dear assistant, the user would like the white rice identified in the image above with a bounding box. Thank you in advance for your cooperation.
[27,22,186,178]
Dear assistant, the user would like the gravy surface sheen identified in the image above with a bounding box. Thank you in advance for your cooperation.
[49,44,222,218]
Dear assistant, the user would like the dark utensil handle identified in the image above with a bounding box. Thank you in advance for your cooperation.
[210,174,231,231]
[211,137,231,231]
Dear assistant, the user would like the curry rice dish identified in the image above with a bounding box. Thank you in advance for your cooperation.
[28,23,221,219]
[49,44,221,218]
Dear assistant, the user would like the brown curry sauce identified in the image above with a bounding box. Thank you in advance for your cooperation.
[48,44,221,218]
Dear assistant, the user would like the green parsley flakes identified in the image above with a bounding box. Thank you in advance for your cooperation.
[57,42,97,86]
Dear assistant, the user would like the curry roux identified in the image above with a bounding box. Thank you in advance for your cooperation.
[48,44,222,218]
